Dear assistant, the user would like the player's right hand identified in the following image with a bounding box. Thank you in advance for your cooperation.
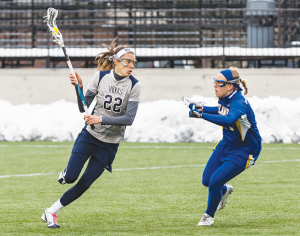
[188,104,202,118]
[189,103,203,113]
[69,71,83,87]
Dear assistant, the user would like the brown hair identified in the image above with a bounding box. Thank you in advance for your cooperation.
[229,66,248,95]
[95,37,133,71]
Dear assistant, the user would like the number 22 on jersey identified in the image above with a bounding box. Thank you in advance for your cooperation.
[103,94,123,113]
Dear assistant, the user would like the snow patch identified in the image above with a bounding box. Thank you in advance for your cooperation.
[0,96,299,143]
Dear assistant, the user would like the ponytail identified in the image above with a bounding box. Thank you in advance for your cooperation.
[95,37,116,71]
[240,79,248,95]
[229,66,248,95]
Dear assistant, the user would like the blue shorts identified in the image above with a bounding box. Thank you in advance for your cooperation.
[213,140,260,169]
[72,128,119,172]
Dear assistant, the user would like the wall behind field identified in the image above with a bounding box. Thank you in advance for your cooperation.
[0,68,299,104]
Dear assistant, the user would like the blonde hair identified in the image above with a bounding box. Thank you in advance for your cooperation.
[95,37,134,71]
[229,66,248,95]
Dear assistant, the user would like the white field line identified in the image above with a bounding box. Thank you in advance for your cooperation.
[0,159,300,179]
[0,145,300,150]
[0,173,56,179]
[0,145,73,148]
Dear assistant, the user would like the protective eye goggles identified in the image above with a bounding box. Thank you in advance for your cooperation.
[117,58,137,67]
[213,78,241,87]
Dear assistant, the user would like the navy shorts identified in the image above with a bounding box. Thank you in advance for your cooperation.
[213,140,261,169]
[72,128,119,172]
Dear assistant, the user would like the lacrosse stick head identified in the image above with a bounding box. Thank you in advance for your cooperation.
[44,8,64,47]
[181,96,205,108]
[181,96,191,107]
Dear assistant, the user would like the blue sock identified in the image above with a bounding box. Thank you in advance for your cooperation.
[221,185,227,195]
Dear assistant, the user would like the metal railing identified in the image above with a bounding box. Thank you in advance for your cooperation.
[0,2,300,68]
[1,8,299,48]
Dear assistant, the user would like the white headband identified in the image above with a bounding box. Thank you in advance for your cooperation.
[108,48,135,62]
[115,48,134,59]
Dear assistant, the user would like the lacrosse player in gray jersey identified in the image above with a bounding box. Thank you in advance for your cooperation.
[42,38,141,228]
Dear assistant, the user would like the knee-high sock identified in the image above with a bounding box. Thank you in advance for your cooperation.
[60,156,105,207]
[205,161,244,218]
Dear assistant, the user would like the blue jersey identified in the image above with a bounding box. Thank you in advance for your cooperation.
[202,91,261,157]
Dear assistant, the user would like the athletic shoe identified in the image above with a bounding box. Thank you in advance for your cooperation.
[58,168,67,185]
[41,208,60,228]
[217,184,234,211]
[198,213,214,226]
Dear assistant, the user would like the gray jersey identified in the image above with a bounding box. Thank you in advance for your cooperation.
[86,69,141,143]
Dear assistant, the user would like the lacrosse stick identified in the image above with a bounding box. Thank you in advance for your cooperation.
[181,96,205,118]
[181,96,205,109]
[44,8,95,129]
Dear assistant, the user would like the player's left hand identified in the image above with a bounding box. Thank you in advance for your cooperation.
[84,115,102,125]
[189,109,202,118]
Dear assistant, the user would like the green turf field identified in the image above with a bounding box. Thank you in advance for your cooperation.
[0,142,299,235]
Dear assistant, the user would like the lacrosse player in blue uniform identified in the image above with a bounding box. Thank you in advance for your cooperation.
[188,67,261,226]
[41,38,141,228]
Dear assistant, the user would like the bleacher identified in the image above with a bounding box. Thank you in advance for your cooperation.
[0,0,300,68]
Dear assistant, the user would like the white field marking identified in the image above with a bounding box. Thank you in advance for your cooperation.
[113,164,206,171]
[0,145,73,148]
[0,159,300,179]
[0,145,211,149]
[0,172,58,179]
[0,145,300,150]
[122,146,300,150]
[122,146,213,149]
[260,159,300,163]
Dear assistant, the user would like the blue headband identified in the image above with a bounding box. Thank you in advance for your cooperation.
[220,69,234,81]
[220,69,242,92]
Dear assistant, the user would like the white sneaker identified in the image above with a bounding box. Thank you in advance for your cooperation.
[41,208,60,228]
[58,168,67,185]
[198,213,214,226]
[217,184,233,211]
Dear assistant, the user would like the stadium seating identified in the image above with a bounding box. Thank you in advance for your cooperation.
[0,0,300,68]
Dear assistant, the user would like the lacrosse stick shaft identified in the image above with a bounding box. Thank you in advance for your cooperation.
[45,8,94,129]
[61,46,95,130]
